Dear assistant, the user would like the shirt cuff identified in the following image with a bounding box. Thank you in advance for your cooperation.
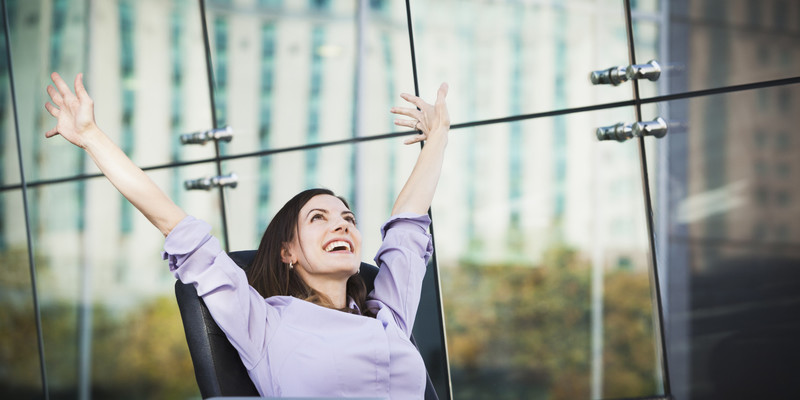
[161,215,213,271]
[379,212,431,239]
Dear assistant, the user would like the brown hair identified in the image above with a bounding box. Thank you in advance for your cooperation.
[247,188,369,315]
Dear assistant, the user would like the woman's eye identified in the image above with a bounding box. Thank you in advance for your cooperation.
[346,216,357,225]
[311,214,324,221]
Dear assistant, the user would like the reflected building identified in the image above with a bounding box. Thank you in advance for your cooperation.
[665,0,800,398]
[678,0,800,266]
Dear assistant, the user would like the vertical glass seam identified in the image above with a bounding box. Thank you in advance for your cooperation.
[403,0,452,398]
[198,0,230,251]
[623,0,673,395]
[1,0,50,397]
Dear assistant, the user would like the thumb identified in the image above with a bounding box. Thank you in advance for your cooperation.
[435,82,449,105]
[45,127,60,138]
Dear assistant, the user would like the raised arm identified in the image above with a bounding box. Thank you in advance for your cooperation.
[44,72,186,236]
[390,83,450,216]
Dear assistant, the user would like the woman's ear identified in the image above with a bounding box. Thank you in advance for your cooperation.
[280,245,294,264]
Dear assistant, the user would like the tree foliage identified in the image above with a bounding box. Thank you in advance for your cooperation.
[0,245,198,400]
[442,245,660,399]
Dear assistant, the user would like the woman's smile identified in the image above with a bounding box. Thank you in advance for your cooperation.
[324,239,353,253]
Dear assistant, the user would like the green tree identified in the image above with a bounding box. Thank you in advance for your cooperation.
[602,269,659,397]
[92,296,198,399]
[0,245,198,399]
[0,247,49,398]
[442,245,659,399]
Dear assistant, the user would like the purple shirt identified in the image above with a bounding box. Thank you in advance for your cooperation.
[162,213,433,398]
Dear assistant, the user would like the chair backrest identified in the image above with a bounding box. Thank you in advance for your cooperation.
[175,250,439,399]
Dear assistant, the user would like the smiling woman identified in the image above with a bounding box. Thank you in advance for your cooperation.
[43,71,450,398]
[247,188,367,313]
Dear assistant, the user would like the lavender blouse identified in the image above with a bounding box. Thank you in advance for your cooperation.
[162,213,433,399]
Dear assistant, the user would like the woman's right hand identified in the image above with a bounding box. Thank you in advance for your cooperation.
[42,72,187,236]
[44,72,99,148]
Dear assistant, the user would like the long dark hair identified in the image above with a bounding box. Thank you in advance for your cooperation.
[247,188,369,315]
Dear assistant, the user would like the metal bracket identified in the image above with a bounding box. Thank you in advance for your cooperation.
[597,117,668,142]
[590,66,629,86]
[184,173,238,191]
[596,122,634,142]
[626,60,661,82]
[180,126,234,145]
[590,60,661,85]
[633,117,668,139]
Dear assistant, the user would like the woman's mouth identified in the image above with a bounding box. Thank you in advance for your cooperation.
[324,240,352,253]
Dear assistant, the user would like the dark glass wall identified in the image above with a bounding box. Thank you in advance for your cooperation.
[637,1,800,398]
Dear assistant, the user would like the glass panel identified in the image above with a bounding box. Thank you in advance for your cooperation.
[634,0,800,97]
[411,0,632,123]
[222,139,421,255]
[0,190,44,398]
[433,110,666,398]
[362,0,417,137]
[221,138,450,395]
[0,3,21,188]
[631,0,660,13]
[0,9,42,397]
[651,85,800,399]
[30,163,223,398]
[10,0,215,183]
[205,0,413,156]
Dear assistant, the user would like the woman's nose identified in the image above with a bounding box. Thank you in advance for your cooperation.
[332,219,349,232]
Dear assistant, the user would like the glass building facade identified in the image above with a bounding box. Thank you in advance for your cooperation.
[0,0,798,399]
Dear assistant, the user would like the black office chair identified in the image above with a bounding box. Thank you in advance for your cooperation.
[175,250,439,399]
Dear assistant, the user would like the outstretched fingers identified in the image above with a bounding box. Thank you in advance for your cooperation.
[44,72,96,144]
[391,105,421,120]
[50,72,75,100]
[393,118,415,129]
[399,92,425,110]
[391,84,449,145]
[46,85,64,107]
[43,99,63,139]
[391,104,424,135]
[44,101,60,118]
[74,73,92,103]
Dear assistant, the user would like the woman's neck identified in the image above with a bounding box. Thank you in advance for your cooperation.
[304,276,349,309]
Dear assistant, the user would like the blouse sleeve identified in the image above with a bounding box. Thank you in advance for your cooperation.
[367,212,433,336]
[162,215,279,370]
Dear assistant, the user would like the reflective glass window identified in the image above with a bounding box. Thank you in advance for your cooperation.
[649,84,800,399]
[0,190,43,398]
[433,110,666,399]
[29,164,224,398]
[411,0,632,122]
[205,0,414,155]
[634,0,800,97]
[9,0,215,183]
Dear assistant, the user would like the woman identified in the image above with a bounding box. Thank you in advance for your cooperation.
[44,72,450,398]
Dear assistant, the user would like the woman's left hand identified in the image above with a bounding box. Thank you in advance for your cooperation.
[391,83,449,145]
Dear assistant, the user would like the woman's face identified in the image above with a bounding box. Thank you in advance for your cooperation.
[285,194,362,281]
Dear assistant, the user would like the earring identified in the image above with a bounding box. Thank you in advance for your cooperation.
[289,261,294,270]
